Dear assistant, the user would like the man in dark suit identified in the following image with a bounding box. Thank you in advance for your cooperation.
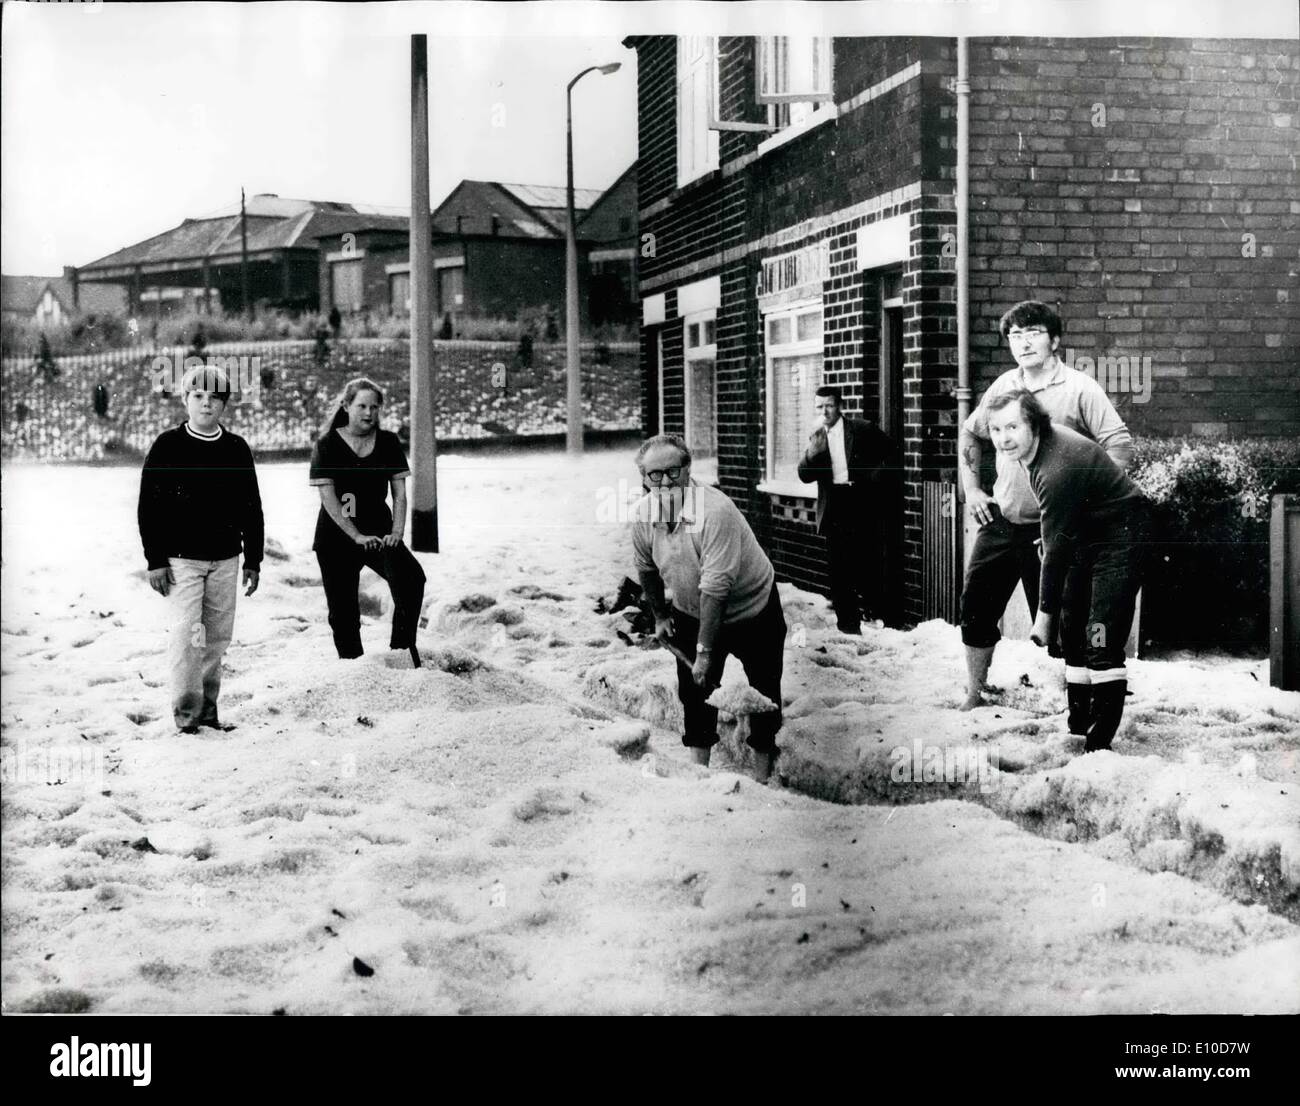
[797,386,897,634]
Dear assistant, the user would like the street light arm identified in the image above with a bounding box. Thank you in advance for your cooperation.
[567,66,600,94]
[568,61,622,93]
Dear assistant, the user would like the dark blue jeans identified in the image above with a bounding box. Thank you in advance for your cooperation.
[668,583,786,755]
[1059,502,1148,673]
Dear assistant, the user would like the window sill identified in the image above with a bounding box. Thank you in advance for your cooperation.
[757,478,817,500]
[756,103,838,158]
[673,166,722,198]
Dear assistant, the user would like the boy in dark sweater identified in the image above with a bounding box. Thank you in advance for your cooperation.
[138,366,264,733]
[986,389,1148,752]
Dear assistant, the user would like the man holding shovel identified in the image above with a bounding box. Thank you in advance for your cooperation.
[630,434,787,783]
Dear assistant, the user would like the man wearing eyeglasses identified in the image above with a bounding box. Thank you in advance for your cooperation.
[630,434,787,783]
[957,300,1133,720]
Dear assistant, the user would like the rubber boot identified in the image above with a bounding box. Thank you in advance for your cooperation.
[1066,683,1092,736]
[1084,680,1126,752]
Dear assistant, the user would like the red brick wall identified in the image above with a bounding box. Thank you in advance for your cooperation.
[958,37,1299,439]
[464,238,578,321]
[632,34,1298,625]
[317,230,407,317]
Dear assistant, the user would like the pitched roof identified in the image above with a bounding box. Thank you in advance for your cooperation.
[3,275,58,314]
[575,163,637,245]
[77,196,394,272]
[430,180,604,239]
[498,182,603,212]
[76,180,622,275]
[2,274,126,316]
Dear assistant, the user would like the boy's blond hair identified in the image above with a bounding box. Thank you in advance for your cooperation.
[181,364,232,403]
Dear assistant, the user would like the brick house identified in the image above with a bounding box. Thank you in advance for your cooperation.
[317,174,639,326]
[626,34,1299,625]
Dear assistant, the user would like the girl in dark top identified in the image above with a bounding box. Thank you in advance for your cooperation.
[985,389,1149,753]
[309,378,426,665]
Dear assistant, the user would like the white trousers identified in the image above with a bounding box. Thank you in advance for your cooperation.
[167,557,239,728]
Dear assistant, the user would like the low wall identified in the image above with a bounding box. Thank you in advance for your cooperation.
[1,337,639,461]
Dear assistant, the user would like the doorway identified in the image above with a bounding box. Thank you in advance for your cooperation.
[876,268,906,625]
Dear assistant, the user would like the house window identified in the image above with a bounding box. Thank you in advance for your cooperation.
[764,300,824,485]
[677,36,719,188]
[389,272,411,316]
[331,259,364,313]
[437,265,465,316]
[758,36,833,131]
[683,308,718,482]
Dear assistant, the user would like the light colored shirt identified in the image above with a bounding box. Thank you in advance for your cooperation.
[631,481,775,623]
[827,418,851,483]
[963,360,1133,524]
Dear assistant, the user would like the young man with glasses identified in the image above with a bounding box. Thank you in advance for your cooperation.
[956,301,1134,724]
[630,434,787,783]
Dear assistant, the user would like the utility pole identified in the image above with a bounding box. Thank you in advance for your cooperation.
[240,187,252,321]
[564,62,620,455]
[409,34,439,552]
[565,85,582,455]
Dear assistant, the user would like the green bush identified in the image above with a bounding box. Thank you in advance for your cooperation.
[1129,437,1300,651]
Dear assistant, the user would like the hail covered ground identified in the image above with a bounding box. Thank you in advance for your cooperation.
[2,445,1297,1014]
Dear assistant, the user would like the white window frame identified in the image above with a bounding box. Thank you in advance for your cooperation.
[677,36,720,188]
[754,36,837,156]
[683,308,718,485]
[759,297,824,498]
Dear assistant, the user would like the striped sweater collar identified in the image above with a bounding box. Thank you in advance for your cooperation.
[184,422,224,442]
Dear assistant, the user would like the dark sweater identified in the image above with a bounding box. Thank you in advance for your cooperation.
[1025,423,1145,615]
[138,422,265,571]
[308,428,410,551]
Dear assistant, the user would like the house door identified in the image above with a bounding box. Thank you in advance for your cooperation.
[878,269,906,625]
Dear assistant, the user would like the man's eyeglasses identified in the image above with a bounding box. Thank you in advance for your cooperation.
[1007,327,1049,341]
[643,466,684,484]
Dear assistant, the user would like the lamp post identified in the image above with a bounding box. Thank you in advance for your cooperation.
[566,61,621,456]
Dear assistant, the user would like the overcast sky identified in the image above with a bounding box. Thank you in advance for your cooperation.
[2,0,1293,275]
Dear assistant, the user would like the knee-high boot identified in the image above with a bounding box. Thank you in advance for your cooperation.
[1085,680,1127,752]
[1066,684,1092,736]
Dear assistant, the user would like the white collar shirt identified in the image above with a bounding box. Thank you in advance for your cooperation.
[827,418,850,484]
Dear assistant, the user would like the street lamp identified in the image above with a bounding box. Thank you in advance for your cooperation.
[566,61,622,456]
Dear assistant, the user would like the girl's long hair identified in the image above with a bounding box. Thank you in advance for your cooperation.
[320,377,385,439]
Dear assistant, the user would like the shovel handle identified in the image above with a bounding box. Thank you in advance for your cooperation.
[661,639,693,666]
[660,638,720,693]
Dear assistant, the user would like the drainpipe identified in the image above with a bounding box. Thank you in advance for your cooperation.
[954,37,971,435]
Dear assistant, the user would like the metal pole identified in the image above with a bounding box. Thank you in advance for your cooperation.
[240,187,252,322]
[409,34,439,552]
[565,81,582,455]
[954,37,971,431]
